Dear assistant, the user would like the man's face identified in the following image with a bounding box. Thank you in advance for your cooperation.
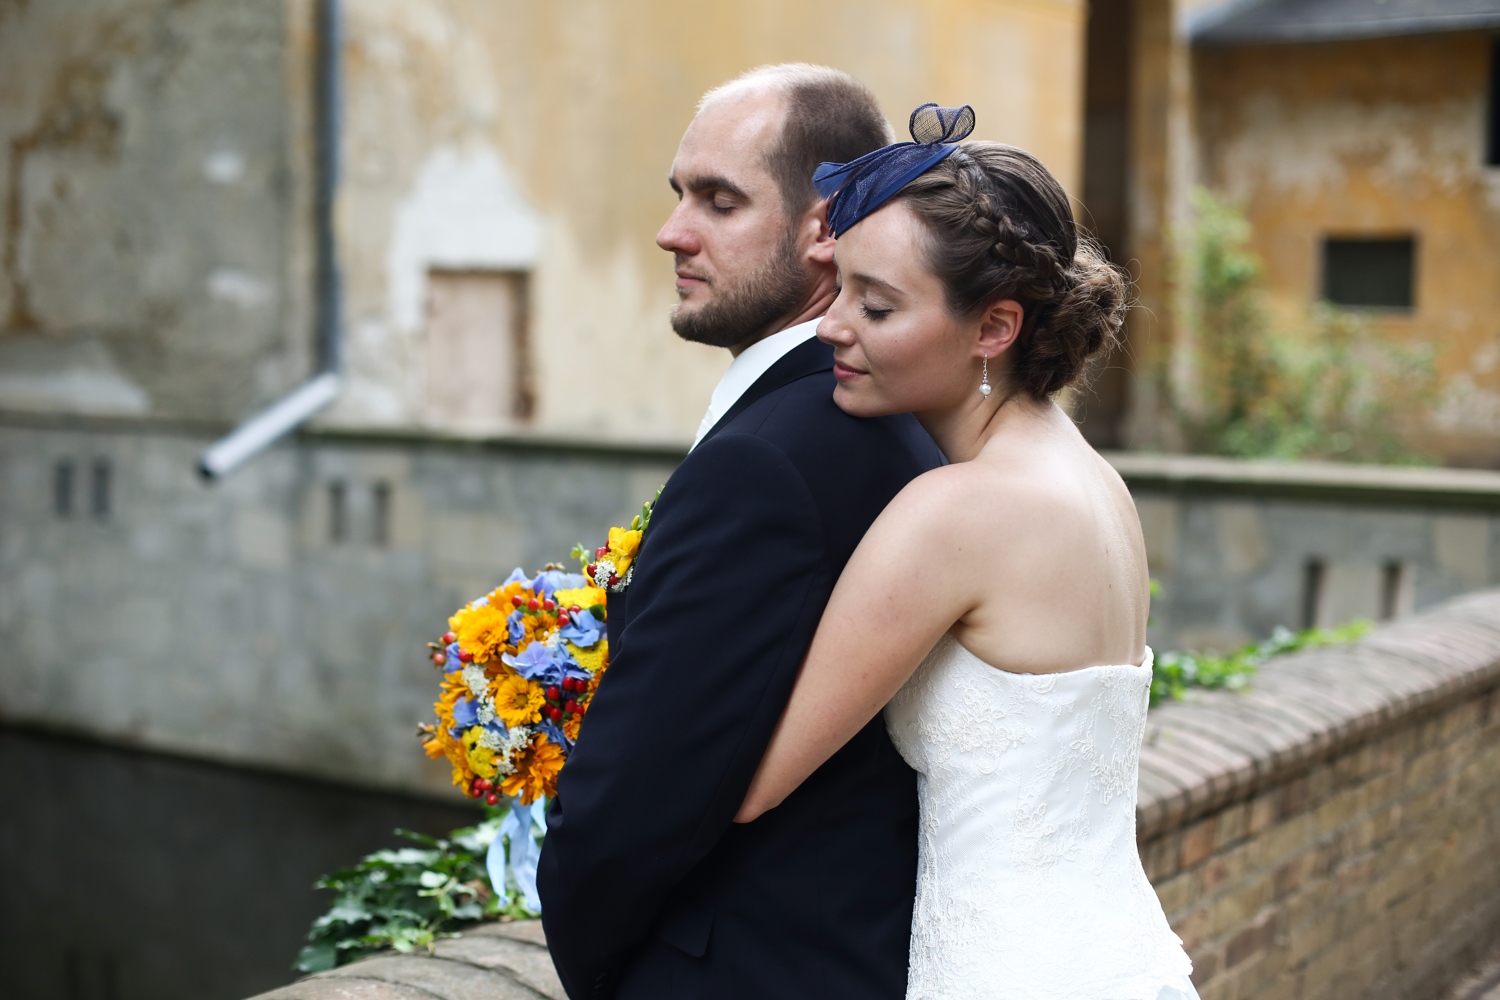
[656,89,810,350]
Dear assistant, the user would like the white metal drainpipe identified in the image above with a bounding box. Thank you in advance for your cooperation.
[199,0,343,480]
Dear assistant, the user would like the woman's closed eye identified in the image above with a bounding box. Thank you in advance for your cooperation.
[861,302,894,321]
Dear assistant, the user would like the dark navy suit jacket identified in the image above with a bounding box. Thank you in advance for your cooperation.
[538,337,943,999]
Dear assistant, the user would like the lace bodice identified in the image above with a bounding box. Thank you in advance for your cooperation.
[885,635,1194,1000]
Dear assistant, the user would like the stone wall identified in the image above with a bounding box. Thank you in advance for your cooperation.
[1121,452,1500,652]
[0,417,676,797]
[245,590,1500,1000]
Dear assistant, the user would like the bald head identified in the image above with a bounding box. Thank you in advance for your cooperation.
[698,63,893,218]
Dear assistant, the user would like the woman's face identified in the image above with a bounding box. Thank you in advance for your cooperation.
[817,200,1006,419]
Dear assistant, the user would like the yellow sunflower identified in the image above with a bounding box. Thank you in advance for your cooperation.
[462,726,498,779]
[493,673,545,728]
[554,585,606,612]
[450,602,511,664]
[562,711,583,742]
[501,735,566,804]
[566,638,607,674]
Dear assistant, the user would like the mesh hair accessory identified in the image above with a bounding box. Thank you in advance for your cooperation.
[814,103,976,237]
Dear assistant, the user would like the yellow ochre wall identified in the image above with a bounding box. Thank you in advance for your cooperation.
[325,0,1088,445]
[1193,33,1500,464]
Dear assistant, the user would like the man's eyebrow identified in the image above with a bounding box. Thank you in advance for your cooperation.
[677,173,749,200]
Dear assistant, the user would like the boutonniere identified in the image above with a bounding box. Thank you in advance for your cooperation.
[573,488,662,594]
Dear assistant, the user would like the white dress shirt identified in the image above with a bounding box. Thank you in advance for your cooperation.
[690,318,821,450]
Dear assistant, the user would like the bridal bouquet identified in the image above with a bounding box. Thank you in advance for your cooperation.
[415,495,653,910]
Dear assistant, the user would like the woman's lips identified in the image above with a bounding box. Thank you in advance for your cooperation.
[832,360,866,382]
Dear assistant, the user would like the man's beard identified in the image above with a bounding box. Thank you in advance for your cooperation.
[671,229,810,349]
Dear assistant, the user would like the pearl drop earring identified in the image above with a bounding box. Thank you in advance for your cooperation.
[980,355,992,398]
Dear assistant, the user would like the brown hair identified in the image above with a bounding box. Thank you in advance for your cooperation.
[704,64,894,218]
[892,142,1129,399]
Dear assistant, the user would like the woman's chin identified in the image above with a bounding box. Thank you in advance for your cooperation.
[832,383,897,418]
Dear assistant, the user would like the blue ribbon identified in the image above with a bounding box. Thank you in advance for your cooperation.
[486,795,548,912]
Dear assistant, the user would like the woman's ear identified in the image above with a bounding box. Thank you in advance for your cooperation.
[977,299,1024,358]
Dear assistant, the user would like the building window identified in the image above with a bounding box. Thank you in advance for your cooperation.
[424,270,535,429]
[1488,39,1500,167]
[54,459,75,517]
[1301,557,1326,629]
[1379,560,1412,621]
[1321,237,1416,310]
[372,481,392,547]
[91,458,112,520]
[328,481,347,543]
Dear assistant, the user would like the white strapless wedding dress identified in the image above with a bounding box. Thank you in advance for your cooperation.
[885,635,1198,1000]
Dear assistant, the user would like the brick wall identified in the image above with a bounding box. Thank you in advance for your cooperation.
[1140,591,1500,1000]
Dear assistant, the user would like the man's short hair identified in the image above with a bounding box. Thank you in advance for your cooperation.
[702,64,894,219]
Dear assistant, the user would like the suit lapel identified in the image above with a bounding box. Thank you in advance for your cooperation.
[697,337,833,450]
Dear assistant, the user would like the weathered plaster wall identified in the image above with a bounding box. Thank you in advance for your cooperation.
[0,0,1089,446]
[1194,33,1500,465]
[329,0,1089,445]
[0,0,316,423]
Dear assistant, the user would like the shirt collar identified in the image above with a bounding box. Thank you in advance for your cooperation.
[691,318,822,449]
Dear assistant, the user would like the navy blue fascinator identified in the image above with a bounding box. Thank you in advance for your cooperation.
[815,103,976,237]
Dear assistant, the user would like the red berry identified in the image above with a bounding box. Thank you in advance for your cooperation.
[543,599,556,611]
[565,699,579,713]
[511,595,523,607]
[485,791,500,806]
[527,598,539,611]
[458,649,474,663]
[431,652,446,665]
[478,778,493,791]
[595,546,608,559]
[586,563,597,576]
[608,574,620,586]
[548,706,563,721]
[442,631,456,644]
[546,685,562,701]
[570,605,581,614]
[557,614,570,627]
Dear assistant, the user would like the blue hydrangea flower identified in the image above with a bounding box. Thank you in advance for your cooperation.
[451,696,479,730]
[532,570,588,599]
[503,642,566,684]
[559,608,603,647]
[444,641,464,673]
[507,611,526,645]
[503,568,530,587]
[537,720,572,750]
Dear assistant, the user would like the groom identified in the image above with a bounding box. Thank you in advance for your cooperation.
[538,64,942,999]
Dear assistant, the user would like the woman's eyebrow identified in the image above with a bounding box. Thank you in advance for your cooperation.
[849,271,904,297]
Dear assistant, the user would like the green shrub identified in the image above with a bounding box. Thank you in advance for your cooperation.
[1168,188,1436,463]
[1150,620,1369,706]
[294,814,534,972]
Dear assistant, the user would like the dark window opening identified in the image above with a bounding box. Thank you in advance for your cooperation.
[328,481,347,543]
[1379,560,1410,621]
[54,460,74,517]
[1301,558,1326,629]
[1322,237,1415,309]
[91,458,111,520]
[1487,39,1500,167]
[372,481,392,547]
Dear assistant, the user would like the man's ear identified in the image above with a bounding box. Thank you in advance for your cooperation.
[977,299,1025,358]
[803,199,836,264]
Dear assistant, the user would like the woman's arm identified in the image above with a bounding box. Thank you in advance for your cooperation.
[735,472,976,822]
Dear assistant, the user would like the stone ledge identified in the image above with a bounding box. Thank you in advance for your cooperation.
[1138,588,1500,840]
[1104,451,1500,510]
[247,922,563,1000]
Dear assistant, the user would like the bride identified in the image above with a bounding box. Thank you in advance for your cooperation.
[734,107,1199,1000]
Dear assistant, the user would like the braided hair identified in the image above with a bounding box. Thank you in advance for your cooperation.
[891,143,1128,400]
